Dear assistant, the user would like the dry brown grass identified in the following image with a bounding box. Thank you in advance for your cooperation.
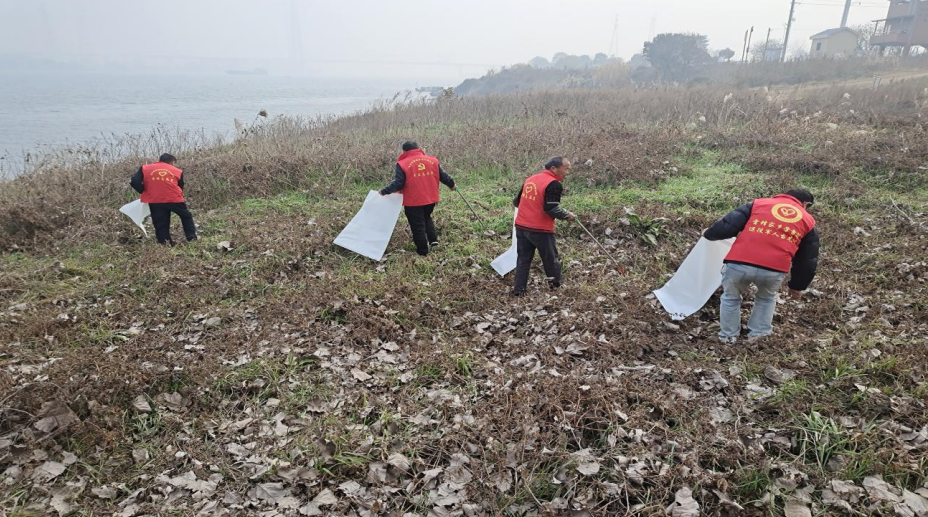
[0,79,926,252]
[1,80,927,515]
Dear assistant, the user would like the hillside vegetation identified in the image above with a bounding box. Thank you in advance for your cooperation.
[1,80,928,516]
[454,55,928,96]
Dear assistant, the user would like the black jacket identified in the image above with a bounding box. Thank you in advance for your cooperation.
[379,163,455,196]
[704,201,820,291]
[130,166,185,195]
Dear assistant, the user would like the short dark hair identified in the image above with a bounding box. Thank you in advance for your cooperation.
[785,189,814,206]
[402,141,419,152]
[544,157,566,170]
[159,153,177,164]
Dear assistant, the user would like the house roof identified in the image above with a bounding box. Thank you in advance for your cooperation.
[810,27,858,39]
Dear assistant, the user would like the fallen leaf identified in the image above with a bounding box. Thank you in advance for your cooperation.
[33,461,66,481]
[132,395,152,413]
[864,475,903,503]
[351,369,372,382]
[255,482,291,503]
[712,490,744,510]
[784,500,812,517]
[34,401,80,435]
[903,490,928,516]
[387,452,410,471]
[709,407,735,424]
[576,462,601,476]
[313,488,338,505]
[668,487,700,517]
[92,486,119,499]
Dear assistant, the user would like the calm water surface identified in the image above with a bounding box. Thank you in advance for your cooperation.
[0,72,417,162]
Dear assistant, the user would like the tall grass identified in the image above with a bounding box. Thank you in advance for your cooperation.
[1,80,926,249]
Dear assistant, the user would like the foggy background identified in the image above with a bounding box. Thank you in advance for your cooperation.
[0,0,892,82]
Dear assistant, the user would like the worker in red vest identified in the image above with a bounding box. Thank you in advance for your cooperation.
[704,190,820,343]
[130,153,198,245]
[379,141,456,256]
[511,157,576,297]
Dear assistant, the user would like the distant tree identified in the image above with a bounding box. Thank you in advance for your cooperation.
[717,48,736,62]
[593,53,609,65]
[552,54,593,70]
[552,52,569,65]
[850,23,879,55]
[643,33,713,82]
[789,41,809,60]
[529,56,551,69]
[629,53,650,68]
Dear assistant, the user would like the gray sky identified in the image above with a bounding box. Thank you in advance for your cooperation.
[0,0,893,81]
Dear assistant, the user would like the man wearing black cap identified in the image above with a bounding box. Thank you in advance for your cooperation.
[380,141,456,256]
[130,153,198,245]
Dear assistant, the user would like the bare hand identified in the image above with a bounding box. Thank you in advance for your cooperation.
[788,289,802,300]
[567,213,576,222]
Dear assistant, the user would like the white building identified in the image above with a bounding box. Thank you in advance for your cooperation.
[809,28,859,58]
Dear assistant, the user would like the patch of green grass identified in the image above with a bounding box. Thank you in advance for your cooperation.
[416,363,445,385]
[129,410,164,440]
[793,411,853,473]
[821,357,860,383]
[454,353,475,378]
[770,379,811,406]
[242,191,315,215]
[733,466,772,503]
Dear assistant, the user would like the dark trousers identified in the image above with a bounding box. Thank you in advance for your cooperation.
[149,202,197,245]
[404,203,438,256]
[513,228,561,295]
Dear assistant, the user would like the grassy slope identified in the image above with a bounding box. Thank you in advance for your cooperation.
[2,142,927,516]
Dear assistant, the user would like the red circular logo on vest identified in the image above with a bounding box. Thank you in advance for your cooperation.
[772,204,803,223]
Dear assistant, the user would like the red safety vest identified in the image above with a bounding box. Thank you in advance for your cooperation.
[515,169,561,233]
[397,149,441,207]
[725,195,816,272]
[140,162,185,204]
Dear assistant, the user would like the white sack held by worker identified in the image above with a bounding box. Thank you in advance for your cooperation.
[119,199,151,236]
[334,191,403,262]
[491,209,518,276]
[653,237,735,320]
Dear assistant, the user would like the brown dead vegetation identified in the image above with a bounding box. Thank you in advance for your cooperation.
[0,81,927,516]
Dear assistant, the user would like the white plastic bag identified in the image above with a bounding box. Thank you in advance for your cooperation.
[491,209,518,276]
[119,199,151,236]
[653,237,735,320]
[333,191,403,261]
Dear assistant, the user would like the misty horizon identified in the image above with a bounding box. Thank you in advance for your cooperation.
[0,0,895,83]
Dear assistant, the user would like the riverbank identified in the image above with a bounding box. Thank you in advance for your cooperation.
[1,82,927,515]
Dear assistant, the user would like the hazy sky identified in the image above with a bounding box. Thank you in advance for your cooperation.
[0,0,893,81]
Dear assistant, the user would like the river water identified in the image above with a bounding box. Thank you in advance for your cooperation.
[0,71,420,165]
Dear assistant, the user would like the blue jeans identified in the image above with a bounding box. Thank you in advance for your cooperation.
[719,263,786,340]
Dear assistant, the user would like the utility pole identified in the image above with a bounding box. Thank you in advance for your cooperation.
[782,0,797,62]
[745,26,755,62]
[742,29,750,62]
[762,28,772,63]
[840,0,852,28]
[609,15,620,57]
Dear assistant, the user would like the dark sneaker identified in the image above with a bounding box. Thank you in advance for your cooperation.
[429,242,440,248]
